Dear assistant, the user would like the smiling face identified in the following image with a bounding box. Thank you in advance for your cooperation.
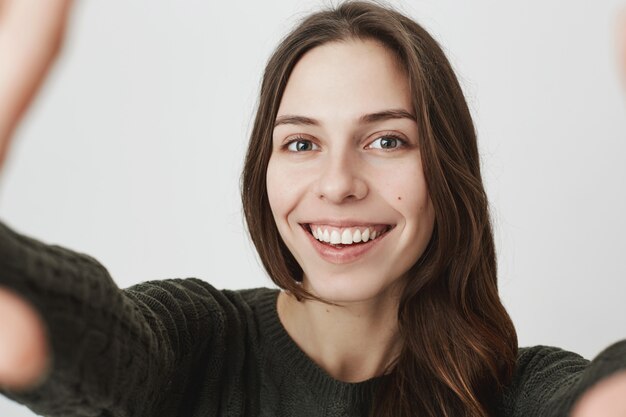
[266,38,435,304]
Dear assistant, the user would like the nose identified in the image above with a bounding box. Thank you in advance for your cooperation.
[314,150,368,204]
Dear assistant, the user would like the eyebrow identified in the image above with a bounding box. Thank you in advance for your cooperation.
[273,109,417,128]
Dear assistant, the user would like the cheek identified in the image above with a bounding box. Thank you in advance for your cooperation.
[266,157,289,220]
[376,160,435,250]
[373,158,431,216]
[266,156,312,222]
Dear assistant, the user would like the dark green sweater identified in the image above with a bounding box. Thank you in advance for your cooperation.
[0,220,625,417]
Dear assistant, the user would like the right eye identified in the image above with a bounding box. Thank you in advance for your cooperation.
[285,138,320,152]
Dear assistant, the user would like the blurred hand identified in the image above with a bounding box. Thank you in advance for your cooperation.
[0,0,73,170]
[571,371,626,417]
[0,286,50,391]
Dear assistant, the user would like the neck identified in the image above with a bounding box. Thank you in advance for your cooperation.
[276,283,403,383]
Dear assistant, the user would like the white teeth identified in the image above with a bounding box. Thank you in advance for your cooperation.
[341,229,352,244]
[309,224,388,245]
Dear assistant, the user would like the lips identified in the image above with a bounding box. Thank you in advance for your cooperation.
[299,222,393,264]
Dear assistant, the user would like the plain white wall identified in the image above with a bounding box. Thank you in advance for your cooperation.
[1,0,625,415]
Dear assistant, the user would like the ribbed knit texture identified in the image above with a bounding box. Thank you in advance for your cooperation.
[0,220,624,417]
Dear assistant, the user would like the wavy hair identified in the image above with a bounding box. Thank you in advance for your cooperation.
[241,1,518,416]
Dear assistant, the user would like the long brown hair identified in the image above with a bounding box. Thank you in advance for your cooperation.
[241,1,518,416]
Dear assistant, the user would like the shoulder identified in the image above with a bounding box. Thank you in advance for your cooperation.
[515,345,589,378]
[120,278,279,366]
[123,277,277,312]
[122,278,278,327]
[510,344,589,399]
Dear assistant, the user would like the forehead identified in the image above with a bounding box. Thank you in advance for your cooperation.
[277,38,412,120]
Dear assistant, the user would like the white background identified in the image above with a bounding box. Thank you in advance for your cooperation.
[1,0,625,415]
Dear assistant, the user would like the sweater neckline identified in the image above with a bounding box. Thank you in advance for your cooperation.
[256,288,391,405]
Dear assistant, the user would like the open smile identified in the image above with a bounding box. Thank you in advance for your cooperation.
[299,223,395,264]
[305,223,392,246]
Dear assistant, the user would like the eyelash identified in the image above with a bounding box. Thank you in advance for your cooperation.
[283,133,408,152]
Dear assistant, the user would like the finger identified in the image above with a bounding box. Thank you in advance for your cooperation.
[1,0,73,50]
[0,0,74,169]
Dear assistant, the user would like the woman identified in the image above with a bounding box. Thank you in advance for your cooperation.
[0,1,625,416]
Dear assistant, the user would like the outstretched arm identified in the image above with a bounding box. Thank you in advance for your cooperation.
[0,220,237,417]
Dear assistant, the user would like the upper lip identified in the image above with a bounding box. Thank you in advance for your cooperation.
[300,220,394,227]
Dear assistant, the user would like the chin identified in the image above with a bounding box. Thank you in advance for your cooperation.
[301,271,397,304]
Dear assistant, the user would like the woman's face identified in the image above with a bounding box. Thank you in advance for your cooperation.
[267,39,435,303]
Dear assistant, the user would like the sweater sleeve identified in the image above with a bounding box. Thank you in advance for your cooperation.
[499,340,626,417]
[0,220,239,417]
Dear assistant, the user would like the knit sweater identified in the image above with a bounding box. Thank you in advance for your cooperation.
[0,220,624,417]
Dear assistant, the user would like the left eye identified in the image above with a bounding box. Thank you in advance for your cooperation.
[367,136,405,150]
